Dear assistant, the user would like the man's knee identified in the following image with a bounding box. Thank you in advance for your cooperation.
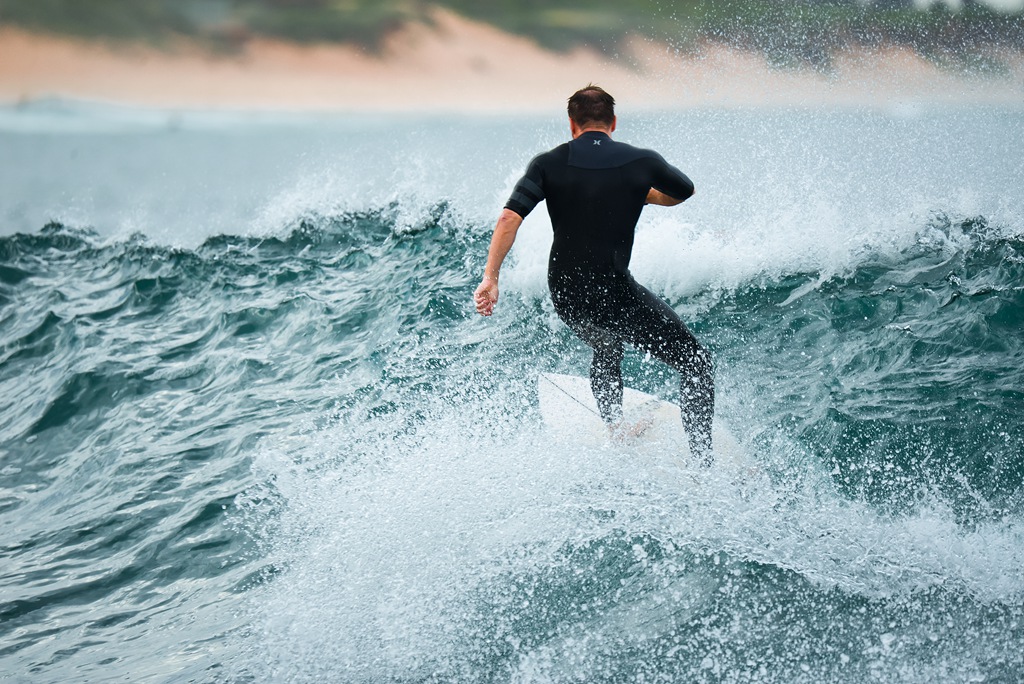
[691,344,714,381]
[592,340,623,368]
[656,336,712,381]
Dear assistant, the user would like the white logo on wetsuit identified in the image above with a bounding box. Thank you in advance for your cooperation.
[593,140,601,145]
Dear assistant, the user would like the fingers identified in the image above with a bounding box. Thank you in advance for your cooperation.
[474,295,492,316]
[475,294,494,316]
[473,282,497,316]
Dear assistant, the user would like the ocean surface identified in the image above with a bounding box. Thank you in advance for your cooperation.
[1,100,1022,683]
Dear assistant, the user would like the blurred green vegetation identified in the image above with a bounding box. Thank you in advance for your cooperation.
[698,0,1024,70]
[0,0,1021,65]
[0,0,194,42]
[236,0,426,45]
[0,0,430,48]
[443,0,703,51]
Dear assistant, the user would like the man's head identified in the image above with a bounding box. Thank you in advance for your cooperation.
[567,85,616,138]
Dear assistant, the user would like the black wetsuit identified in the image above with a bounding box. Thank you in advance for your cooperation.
[505,131,714,461]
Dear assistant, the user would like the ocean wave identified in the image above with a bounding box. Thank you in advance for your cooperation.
[2,201,1022,682]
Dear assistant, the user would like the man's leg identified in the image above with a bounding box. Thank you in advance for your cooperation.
[551,280,629,427]
[615,280,715,464]
[589,330,625,425]
[569,319,625,424]
[676,347,715,466]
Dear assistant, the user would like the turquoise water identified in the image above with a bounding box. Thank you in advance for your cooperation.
[1,103,1023,682]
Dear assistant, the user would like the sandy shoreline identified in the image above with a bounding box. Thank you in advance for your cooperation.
[2,8,1023,113]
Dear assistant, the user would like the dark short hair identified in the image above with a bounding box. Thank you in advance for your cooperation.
[567,85,615,127]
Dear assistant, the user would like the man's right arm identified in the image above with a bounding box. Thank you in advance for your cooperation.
[648,154,695,205]
[646,187,689,206]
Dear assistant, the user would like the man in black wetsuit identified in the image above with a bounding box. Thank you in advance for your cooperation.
[474,85,714,464]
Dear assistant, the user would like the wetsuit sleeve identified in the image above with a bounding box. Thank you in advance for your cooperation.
[504,157,546,219]
[650,153,695,201]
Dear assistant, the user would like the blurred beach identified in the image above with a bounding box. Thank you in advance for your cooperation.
[2,6,1023,113]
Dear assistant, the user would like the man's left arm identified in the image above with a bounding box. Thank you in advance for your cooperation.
[475,157,545,316]
[473,208,524,317]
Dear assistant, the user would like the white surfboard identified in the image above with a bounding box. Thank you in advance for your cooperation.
[537,372,745,466]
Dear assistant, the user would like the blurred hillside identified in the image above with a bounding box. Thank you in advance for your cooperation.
[1,0,1022,68]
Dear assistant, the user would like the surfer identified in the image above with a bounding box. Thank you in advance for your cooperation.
[474,85,713,464]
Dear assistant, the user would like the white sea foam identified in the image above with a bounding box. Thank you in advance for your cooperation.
[5,107,1019,286]
[238,378,1024,681]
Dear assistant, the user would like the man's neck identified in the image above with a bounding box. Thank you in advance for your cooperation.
[569,117,616,139]
[573,128,612,140]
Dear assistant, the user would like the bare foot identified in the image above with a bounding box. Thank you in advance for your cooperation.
[608,417,654,442]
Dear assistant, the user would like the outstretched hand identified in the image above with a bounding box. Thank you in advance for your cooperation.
[474,278,499,316]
